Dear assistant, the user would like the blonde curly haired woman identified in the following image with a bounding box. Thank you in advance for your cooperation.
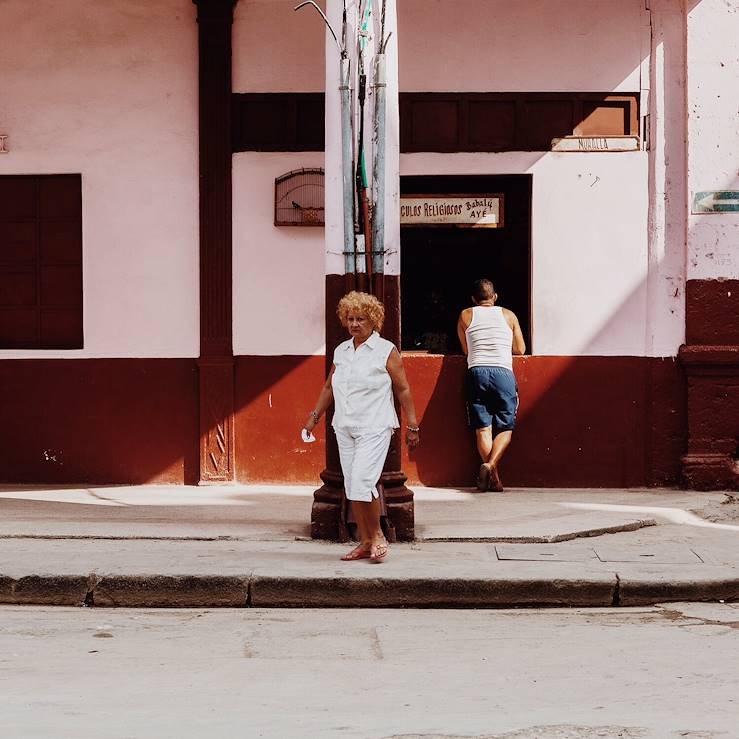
[304,291,419,563]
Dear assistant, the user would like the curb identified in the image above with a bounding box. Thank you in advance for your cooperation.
[249,576,615,607]
[617,576,739,606]
[1,573,738,608]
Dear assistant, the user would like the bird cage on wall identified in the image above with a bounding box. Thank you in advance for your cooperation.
[274,168,325,226]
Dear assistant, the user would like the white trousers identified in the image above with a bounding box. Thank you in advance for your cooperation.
[334,427,393,502]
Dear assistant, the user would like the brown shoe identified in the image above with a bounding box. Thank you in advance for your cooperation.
[477,464,492,492]
[489,465,504,492]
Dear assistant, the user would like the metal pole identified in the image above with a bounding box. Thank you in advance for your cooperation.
[340,56,356,276]
[371,51,386,277]
[295,1,354,276]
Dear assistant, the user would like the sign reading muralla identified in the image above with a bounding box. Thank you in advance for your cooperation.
[400,195,504,228]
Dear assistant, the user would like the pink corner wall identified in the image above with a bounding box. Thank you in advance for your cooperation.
[686,0,739,281]
[0,0,200,359]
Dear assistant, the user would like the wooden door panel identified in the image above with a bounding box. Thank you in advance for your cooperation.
[0,177,36,220]
[0,308,37,347]
[411,100,460,151]
[0,271,36,306]
[468,100,517,150]
[40,265,83,306]
[40,308,83,348]
[39,176,82,219]
[0,222,36,264]
[40,220,82,263]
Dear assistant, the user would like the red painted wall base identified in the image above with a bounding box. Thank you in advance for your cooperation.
[233,353,685,488]
[0,359,199,485]
[0,354,685,488]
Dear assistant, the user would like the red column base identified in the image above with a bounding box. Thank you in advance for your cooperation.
[679,344,739,492]
[311,469,415,542]
[311,469,350,542]
[380,470,415,542]
[682,454,739,491]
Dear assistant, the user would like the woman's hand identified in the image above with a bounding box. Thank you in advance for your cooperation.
[304,365,335,438]
[387,349,421,451]
[406,427,420,449]
[304,411,319,433]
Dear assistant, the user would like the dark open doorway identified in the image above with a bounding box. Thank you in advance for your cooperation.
[400,174,532,354]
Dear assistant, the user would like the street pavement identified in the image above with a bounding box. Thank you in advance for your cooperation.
[2,603,738,738]
[0,485,737,608]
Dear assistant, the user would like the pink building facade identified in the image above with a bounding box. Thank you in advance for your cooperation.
[1,0,737,495]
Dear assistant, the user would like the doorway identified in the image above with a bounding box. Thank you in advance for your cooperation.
[400,174,532,354]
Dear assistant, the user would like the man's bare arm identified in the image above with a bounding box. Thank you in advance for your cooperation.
[511,313,526,355]
[503,309,526,355]
[456,308,472,355]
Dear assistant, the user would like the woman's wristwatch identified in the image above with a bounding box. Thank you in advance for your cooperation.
[309,410,320,425]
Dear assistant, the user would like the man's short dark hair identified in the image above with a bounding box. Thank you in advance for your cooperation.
[472,279,495,303]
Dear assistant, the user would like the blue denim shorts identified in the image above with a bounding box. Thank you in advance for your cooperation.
[465,366,519,431]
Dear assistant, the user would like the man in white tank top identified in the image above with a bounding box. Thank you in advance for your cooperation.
[457,279,526,491]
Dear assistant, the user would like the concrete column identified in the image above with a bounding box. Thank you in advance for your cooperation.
[645,0,687,357]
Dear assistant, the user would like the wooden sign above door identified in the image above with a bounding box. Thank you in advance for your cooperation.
[400,194,504,228]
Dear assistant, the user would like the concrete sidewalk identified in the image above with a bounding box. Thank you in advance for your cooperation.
[0,485,737,608]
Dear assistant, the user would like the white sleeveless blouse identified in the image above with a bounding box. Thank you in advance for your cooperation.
[331,331,400,430]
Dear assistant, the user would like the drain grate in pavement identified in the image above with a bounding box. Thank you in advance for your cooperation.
[494,544,598,562]
[593,546,704,564]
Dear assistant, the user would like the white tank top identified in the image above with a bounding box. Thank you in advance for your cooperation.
[465,306,513,370]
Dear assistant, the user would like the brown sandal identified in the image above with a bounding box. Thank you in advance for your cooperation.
[341,544,372,561]
[369,541,389,563]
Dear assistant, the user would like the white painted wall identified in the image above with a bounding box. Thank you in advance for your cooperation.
[686,0,739,280]
[0,0,199,358]
[232,153,326,356]
[232,0,327,355]
[401,152,649,356]
[233,0,325,93]
[398,0,648,93]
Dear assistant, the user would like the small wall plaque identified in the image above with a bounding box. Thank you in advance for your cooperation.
[692,190,739,214]
[274,168,325,226]
[551,136,640,152]
[0,135,8,154]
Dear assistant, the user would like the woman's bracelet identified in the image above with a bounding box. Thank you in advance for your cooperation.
[309,410,320,424]
[406,425,420,433]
